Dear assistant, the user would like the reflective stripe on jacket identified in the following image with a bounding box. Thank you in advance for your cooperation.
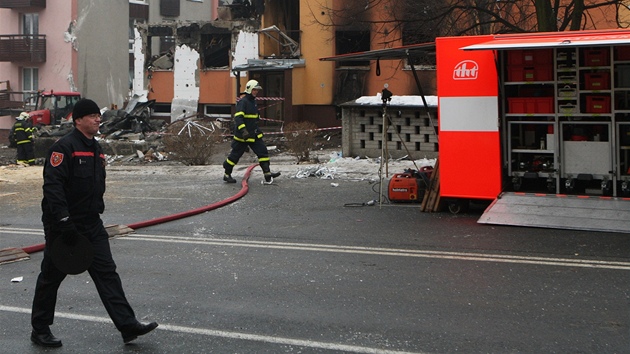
[41,128,106,222]
[233,94,263,142]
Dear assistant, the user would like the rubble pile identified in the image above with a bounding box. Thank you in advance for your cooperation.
[27,99,178,165]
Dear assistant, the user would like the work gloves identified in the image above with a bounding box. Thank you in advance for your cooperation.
[58,218,81,246]
[240,128,252,140]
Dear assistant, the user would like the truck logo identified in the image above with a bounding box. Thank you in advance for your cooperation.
[453,60,479,80]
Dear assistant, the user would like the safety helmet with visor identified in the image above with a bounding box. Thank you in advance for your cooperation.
[244,80,262,94]
[16,112,30,121]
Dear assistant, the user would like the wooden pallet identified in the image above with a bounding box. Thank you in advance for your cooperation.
[105,224,135,238]
[421,159,443,212]
[0,247,30,265]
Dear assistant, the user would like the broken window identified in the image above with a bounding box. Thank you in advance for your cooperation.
[402,23,436,67]
[160,0,180,17]
[335,31,370,67]
[160,36,176,55]
[201,34,230,69]
[259,1,298,58]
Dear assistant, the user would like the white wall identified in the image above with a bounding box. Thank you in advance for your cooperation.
[75,0,129,108]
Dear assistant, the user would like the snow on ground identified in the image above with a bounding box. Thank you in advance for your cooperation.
[273,149,436,182]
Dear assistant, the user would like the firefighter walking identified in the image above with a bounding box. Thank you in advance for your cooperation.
[11,112,35,165]
[223,79,280,184]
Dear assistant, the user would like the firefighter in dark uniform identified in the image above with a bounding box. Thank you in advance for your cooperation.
[223,79,281,184]
[30,99,158,348]
[11,111,35,165]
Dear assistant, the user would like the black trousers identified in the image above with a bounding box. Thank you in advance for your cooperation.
[16,142,34,164]
[31,217,137,333]
[223,138,271,175]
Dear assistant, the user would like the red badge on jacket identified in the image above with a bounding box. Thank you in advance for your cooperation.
[50,152,64,167]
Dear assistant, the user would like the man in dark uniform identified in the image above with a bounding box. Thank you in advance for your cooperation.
[223,79,281,184]
[30,99,158,348]
[11,111,35,165]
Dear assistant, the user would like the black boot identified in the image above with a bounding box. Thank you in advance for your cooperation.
[121,321,159,343]
[263,171,281,184]
[31,330,62,347]
[223,173,237,183]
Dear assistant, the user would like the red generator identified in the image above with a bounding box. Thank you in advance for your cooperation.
[388,167,433,202]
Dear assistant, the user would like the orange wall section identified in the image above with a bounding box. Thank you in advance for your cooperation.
[147,71,174,103]
[296,0,335,106]
[199,70,236,104]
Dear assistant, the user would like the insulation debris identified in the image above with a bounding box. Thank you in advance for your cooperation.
[294,166,337,179]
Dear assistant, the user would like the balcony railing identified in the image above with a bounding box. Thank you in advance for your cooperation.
[0,35,46,62]
[0,0,45,9]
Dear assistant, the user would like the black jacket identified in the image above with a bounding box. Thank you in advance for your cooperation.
[12,120,34,145]
[41,128,106,223]
[233,94,263,142]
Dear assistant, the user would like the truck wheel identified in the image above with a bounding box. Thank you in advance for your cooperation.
[448,200,469,214]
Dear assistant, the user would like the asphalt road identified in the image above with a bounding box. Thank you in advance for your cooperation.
[1,164,629,353]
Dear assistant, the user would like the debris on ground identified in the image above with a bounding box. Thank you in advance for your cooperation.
[1,114,343,167]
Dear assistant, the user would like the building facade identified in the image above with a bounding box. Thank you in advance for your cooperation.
[0,0,217,138]
[0,0,129,133]
[134,0,434,127]
[1,0,626,141]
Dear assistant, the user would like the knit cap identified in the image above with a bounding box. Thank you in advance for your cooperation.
[72,99,100,120]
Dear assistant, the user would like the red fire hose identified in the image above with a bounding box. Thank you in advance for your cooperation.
[21,164,257,254]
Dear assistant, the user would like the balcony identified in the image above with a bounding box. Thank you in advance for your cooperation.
[0,0,45,9]
[0,35,46,62]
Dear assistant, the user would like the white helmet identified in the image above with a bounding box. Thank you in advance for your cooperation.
[17,112,29,121]
[245,79,262,94]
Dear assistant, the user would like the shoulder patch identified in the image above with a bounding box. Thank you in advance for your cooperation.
[50,152,64,167]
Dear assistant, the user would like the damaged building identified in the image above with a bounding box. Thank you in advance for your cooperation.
[133,0,436,130]
[0,0,129,140]
[1,0,436,158]
[134,1,312,126]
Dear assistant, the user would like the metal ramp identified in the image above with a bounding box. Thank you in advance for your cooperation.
[478,192,630,233]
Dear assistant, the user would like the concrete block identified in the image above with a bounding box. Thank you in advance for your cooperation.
[420,142,438,151]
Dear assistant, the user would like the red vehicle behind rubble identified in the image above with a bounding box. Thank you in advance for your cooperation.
[28,91,82,126]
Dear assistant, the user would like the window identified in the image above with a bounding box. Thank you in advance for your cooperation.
[335,31,370,67]
[160,36,176,54]
[202,34,230,69]
[22,13,39,36]
[23,67,39,105]
[160,0,180,17]
[204,105,231,118]
[402,24,436,67]
[129,19,137,53]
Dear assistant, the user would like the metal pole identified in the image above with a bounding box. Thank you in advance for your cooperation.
[379,85,393,208]
[379,104,386,208]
